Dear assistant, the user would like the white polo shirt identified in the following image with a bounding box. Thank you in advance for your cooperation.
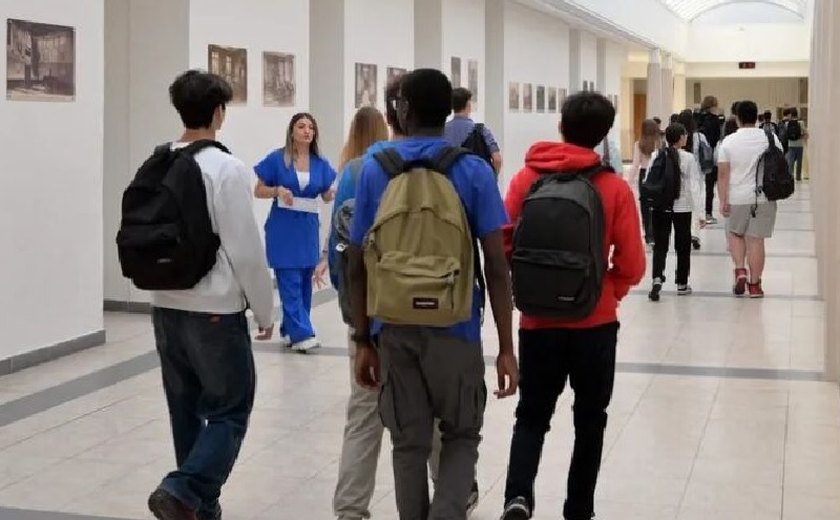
[717,127,783,205]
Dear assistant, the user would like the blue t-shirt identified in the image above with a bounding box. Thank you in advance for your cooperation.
[350,137,508,343]
[444,116,501,153]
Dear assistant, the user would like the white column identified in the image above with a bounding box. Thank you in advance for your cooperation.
[569,29,582,93]
[646,49,663,121]
[414,0,443,69]
[661,52,674,119]
[309,0,346,165]
[620,76,634,159]
[596,38,607,93]
[485,0,505,159]
[810,0,840,382]
[673,61,687,113]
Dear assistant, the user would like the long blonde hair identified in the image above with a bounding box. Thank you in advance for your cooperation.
[339,106,388,170]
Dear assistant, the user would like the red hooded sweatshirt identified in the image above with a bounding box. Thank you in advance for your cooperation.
[504,142,646,330]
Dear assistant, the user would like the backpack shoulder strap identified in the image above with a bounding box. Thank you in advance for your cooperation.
[181,139,231,156]
[373,148,406,179]
[347,157,364,185]
[153,143,172,156]
[577,165,610,179]
[431,146,469,174]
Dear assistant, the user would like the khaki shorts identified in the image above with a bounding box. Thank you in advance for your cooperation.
[727,202,777,238]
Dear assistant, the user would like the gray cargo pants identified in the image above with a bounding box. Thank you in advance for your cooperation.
[378,326,486,520]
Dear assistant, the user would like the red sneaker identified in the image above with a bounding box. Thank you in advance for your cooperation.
[748,280,765,299]
[733,268,748,296]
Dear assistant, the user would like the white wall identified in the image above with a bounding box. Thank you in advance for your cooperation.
[559,0,688,58]
[686,77,807,115]
[0,0,104,357]
[189,0,310,172]
[579,31,598,90]
[605,41,625,154]
[685,23,811,63]
[104,0,189,305]
[503,2,570,192]
[344,0,414,136]
[189,0,311,258]
[442,0,486,116]
[686,61,810,78]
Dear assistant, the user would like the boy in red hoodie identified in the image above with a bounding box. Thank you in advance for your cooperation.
[499,92,646,520]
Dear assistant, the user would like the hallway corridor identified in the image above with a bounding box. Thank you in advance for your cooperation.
[0,184,836,520]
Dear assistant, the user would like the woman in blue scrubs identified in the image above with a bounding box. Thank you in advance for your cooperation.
[255,113,336,352]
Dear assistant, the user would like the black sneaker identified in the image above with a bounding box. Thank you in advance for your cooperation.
[500,496,530,520]
[677,284,693,296]
[467,481,479,515]
[691,236,701,250]
[148,488,197,520]
[648,278,663,302]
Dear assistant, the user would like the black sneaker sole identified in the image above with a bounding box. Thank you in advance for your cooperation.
[501,508,530,520]
[148,489,193,520]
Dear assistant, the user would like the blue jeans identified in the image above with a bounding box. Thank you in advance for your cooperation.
[787,146,804,180]
[152,308,256,518]
[276,268,316,343]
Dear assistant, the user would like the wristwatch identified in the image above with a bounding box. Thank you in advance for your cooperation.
[351,332,372,345]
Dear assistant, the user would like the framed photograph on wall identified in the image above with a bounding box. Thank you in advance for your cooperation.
[386,67,406,101]
[548,87,558,112]
[450,57,462,88]
[523,83,533,113]
[468,59,478,102]
[355,63,378,108]
[208,44,247,104]
[263,52,295,107]
[536,85,546,113]
[6,19,75,102]
[508,82,520,111]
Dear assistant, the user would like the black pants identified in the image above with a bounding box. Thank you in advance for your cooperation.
[637,171,653,243]
[652,210,692,285]
[705,166,718,216]
[504,323,618,520]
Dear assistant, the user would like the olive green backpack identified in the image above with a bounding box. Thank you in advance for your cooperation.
[364,147,475,326]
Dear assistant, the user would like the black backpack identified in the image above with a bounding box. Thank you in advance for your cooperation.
[641,147,682,210]
[757,132,794,202]
[695,110,723,148]
[786,119,803,141]
[511,166,607,319]
[332,158,363,325]
[116,140,227,290]
[461,123,494,171]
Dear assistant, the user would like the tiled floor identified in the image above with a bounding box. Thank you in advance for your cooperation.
[0,184,838,520]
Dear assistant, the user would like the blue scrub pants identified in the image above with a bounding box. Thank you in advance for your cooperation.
[275,268,316,343]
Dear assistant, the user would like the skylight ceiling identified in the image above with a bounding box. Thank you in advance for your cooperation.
[660,0,807,20]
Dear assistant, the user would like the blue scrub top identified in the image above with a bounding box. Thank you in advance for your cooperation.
[255,149,337,269]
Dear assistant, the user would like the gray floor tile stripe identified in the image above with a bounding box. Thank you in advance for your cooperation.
[0,337,825,430]
[0,351,159,428]
[251,344,825,381]
[664,250,816,259]
[613,362,825,381]
[0,507,130,520]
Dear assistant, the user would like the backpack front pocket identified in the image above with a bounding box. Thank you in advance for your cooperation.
[370,251,462,326]
[512,248,593,317]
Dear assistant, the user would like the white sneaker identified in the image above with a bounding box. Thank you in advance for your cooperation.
[278,335,292,348]
[292,337,321,353]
